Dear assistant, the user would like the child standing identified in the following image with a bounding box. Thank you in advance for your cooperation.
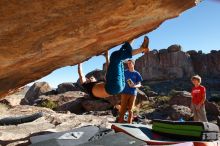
[191,75,208,122]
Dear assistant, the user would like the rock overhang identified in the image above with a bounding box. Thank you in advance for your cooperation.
[0,0,200,98]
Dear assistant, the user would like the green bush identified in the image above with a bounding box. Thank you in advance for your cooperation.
[40,100,58,110]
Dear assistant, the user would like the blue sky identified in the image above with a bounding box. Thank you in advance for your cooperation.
[28,0,220,88]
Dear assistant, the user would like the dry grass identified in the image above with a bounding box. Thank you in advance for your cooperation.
[39,100,58,110]
[134,95,171,115]
[0,103,9,112]
[155,96,171,103]
[133,100,155,114]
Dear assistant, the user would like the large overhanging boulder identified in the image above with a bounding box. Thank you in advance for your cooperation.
[0,0,199,98]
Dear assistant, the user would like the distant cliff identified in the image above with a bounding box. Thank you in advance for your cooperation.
[135,45,220,81]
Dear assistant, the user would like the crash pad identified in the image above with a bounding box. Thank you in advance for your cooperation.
[153,120,219,141]
[111,123,220,146]
[76,132,147,146]
[30,125,114,146]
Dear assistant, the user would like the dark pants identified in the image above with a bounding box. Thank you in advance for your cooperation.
[105,42,132,95]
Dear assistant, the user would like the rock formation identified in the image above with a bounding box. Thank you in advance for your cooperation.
[168,105,192,121]
[135,45,195,81]
[135,45,220,81]
[57,82,82,94]
[190,50,220,78]
[0,0,199,98]
[20,82,52,105]
[0,86,29,107]
[17,81,148,114]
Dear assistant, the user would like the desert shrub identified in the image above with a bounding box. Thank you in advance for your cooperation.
[168,89,178,97]
[133,101,155,114]
[155,96,171,104]
[0,103,9,111]
[141,85,151,91]
[40,100,58,110]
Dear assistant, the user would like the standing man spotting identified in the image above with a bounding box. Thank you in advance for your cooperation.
[191,75,208,122]
[118,59,143,123]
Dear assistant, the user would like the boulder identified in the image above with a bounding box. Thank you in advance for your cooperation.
[57,82,81,94]
[167,44,182,53]
[169,91,220,120]
[0,86,29,106]
[38,91,87,114]
[55,98,85,114]
[144,109,168,120]
[105,95,121,106]
[20,82,52,105]
[168,105,192,121]
[169,90,192,106]
[0,0,199,98]
[77,69,106,85]
[85,69,105,81]
[82,100,112,111]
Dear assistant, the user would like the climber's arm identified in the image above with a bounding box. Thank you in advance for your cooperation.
[78,63,87,84]
[105,50,110,70]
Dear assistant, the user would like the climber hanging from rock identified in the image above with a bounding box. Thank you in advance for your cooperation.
[78,36,150,98]
[78,51,110,99]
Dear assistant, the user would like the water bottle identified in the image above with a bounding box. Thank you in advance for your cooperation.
[179,117,185,122]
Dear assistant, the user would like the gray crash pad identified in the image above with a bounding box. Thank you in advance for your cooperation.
[30,126,101,146]
[77,132,147,146]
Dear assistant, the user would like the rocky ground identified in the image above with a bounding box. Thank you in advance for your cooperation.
[0,83,118,146]
[0,105,114,146]
[0,81,220,146]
